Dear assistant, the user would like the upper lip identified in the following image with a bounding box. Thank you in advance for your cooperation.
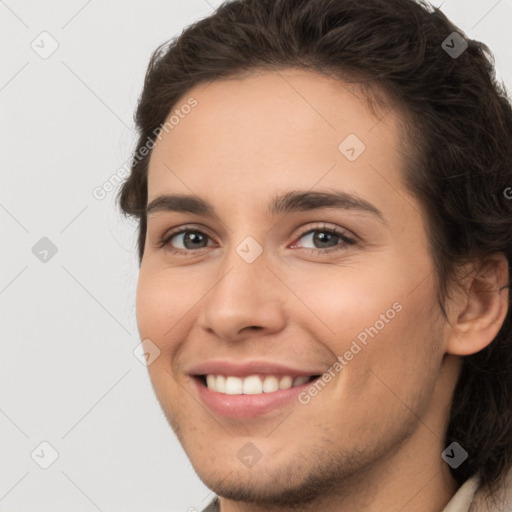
[188,360,324,378]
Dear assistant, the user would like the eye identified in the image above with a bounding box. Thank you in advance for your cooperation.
[291,223,356,254]
[157,225,215,254]
[157,223,356,255]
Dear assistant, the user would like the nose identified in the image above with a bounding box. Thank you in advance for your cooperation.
[197,245,286,342]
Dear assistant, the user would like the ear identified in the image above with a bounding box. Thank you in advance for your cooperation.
[445,253,509,356]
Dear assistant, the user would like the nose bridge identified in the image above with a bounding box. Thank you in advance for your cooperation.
[214,213,270,296]
[198,233,285,338]
[210,234,269,310]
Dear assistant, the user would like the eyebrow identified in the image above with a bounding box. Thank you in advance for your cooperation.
[146,190,387,225]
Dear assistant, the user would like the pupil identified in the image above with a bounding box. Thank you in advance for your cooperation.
[185,231,205,249]
[314,231,337,248]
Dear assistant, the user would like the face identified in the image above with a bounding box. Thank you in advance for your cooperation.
[136,69,457,506]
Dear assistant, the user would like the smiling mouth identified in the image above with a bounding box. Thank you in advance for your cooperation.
[196,374,321,395]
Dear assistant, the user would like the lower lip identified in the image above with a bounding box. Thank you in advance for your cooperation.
[192,376,317,419]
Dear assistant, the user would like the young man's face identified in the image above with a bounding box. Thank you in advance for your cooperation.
[136,69,460,508]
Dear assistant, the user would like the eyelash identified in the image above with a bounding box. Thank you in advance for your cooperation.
[157,223,357,256]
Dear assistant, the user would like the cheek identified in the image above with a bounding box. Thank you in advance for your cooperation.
[334,280,441,424]
[291,252,440,385]
[135,265,189,355]
[135,268,192,416]
[136,272,164,341]
[287,256,406,340]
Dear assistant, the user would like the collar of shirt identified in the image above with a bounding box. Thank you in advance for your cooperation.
[441,475,480,512]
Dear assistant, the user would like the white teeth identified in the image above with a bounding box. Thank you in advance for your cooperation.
[225,376,243,395]
[279,376,293,389]
[204,374,312,394]
[206,375,216,390]
[242,376,263,394]
[216,375,226,393]
[262,375,279,393]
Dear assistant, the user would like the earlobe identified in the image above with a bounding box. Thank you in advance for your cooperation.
[445,253,509,356]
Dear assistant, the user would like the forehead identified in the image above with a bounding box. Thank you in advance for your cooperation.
[147,68,407,207]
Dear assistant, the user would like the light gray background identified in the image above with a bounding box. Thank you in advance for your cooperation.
[1,1,511,511]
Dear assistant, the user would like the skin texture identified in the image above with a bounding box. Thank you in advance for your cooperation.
[136,69,509,511]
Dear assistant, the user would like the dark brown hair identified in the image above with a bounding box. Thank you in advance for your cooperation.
[117,0,512,501]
